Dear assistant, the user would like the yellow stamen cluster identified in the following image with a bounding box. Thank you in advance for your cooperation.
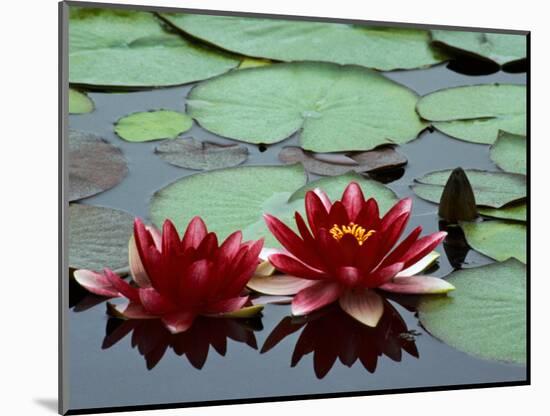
[329,222,376,246]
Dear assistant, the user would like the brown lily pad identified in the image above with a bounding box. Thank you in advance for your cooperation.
[278,146,407,176]
[69,130,128,201]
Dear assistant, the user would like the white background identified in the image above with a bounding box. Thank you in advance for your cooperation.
[1,0,547,415]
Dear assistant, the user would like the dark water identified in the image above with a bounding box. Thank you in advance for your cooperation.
[67,62,527,412]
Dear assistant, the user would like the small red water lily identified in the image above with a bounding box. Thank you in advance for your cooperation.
[253,182,454,327]
[74,216,264,334]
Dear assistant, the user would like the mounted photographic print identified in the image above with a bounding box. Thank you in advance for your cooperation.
[59,1,529,414]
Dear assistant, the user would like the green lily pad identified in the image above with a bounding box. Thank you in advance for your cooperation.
[490,131,527,175]
[412,169,526,208]
[155,137,248,170]
[416,84,526,144]
[69,89,94,114]
[114,110,193,142]
[461,220,526,263]
[187,62,425,152]
[431,30,527,66]
[418,259,526,364]
[69,130,128,201]
[161,13,447,71]
[69,7,239,88]
[69,204,134,271]
[478,203,526,222]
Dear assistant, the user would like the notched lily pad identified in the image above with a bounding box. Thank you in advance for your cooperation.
[431,30,527,67]
[419,259,526,364]
[69,129,128,201]
[412,169,526,208]
[279,146,407,176]
[416,84,526,144]
[461,220,526,263]
[155,137,248,170]
[69,89,94,114]
[187,62,426,152]
[69,204,135,271]
[114,110,193,142]
[490,131,527,175]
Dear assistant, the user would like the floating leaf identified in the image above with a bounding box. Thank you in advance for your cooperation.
[69,204,134,271]
[412,169,526,208]
[238,57,272,69]
[69,7,239,88]
[161,13,447,71]
[155,137,248,170]
[431,30,527,66]
[279,146,407,176]
[114,110,193,142]
[69,130,128,201]
[490,131,527,175]
[416,84,526,144]
[461,220,526,263]
[478,203,526,222]
[69,89,94,114]
[419,259,526,364]
[188,62,425,152]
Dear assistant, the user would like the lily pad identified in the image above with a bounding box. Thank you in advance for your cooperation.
[69,7,239,88]
[187,62,426,152]
[416,84,526,144]
[412,169,526,208]
[69,130,128,201]
[461,220,526,263]
[155,137,248,170]
[490,131,527,175]
[161,13,447,71]
[279,146,407,176]
[478,203,526,222]
[419,259,526,364]
[431,30,527,66]
[69,204,135,271]
[69,89,94,114]
[114,110,193,142]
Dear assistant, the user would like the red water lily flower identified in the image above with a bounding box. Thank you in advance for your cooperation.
[254,182,454,327]
[74,216,264,334]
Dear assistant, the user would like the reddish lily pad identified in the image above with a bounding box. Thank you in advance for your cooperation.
[69,130,128,201]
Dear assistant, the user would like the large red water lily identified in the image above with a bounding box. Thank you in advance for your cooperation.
[74,216,264,334]
[254,182,454,327]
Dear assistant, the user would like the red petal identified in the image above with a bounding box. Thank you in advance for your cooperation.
[341,182,365,221]
[305,190,330,235]
[227,239,265,294]
[379,226,422,269]
[379,275,455,294]
[291,281,343,316]
[294,212,316,246]
[179,259,212,304]
[355,198,380,231]
[104,269,140,303]
[400,232,447,269]
[128,234,151,288]
[379,197,412,232]
[364,262,404,288]
[327,201,349,227]
[204,296,249,314]
[378,211,410,254]
[339,289,384,327]
[161,311,196,334]
[218,231,243,262]
[161,219,182,259]
[313,188,332,211]
[247,274,317,295]
[335,266,363,287]
[138,288,176,315]
[269,253,327,280]
[195,232,219,258]
[107,301,156,319]
[181,216,207,250]
[73,269,119,298]
[133,218,165,291]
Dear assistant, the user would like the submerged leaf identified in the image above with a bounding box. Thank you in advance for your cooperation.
[412,169,526,208]
[187,62,426,152]
[69,130,128,201]
[69,204,135,270]
[115,110,193,142]
[461,220,526,263]
[155,137,248,170]
[419,259,526,364]
[161,13,447,71]
[416,84,526,144]
[69,89,94,114]
[490,131,527,175]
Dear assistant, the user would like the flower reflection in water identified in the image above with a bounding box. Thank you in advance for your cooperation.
[102,313,261,370]
[261,300,418,379]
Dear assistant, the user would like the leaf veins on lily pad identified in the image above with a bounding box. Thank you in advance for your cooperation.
[69,89,94,114]
[412,169,526,208]
[160,13,447,71]
[419,259,526,364]
[490,131,527,175]
[278,146,407,176]
[155,137,248,170]
[115,110,193,142]
[416,84,526,144]
[69,7,239,88]
[69,130,128,201]
[187,62,426,152]
[69,204,134,271]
